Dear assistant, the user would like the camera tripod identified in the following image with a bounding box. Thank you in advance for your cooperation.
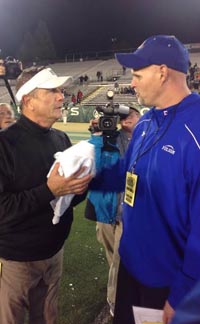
[0,76,18,112]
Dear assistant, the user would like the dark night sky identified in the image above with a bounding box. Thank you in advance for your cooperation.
[1,0,200,58]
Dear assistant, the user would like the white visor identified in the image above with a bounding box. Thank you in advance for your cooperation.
[16,67,72,102]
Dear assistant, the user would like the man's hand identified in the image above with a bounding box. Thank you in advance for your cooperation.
[47,163,93,197]
[163,301,175,324]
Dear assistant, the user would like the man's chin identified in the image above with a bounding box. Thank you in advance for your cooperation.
[54,111,62,119]
[137,97,144,105]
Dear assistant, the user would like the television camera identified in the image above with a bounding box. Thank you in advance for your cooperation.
[89,90,130,136]
[0,56,23,111]
[0,56,22,80]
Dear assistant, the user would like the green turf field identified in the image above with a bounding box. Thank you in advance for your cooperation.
[58,201,109,324]
[53,122,90,144]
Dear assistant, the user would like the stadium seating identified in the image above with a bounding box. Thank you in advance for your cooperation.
[0,54,199,106]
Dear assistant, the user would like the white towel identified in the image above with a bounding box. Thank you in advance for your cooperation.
[48,141,95,224]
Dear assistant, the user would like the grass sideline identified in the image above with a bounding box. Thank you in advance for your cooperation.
[58,201,109,324]
[53,121,89,132]
[53,121,90,144]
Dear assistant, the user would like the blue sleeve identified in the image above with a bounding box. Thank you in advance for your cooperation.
[171,281,200,324]
[89,132,134,192]
[168,152,200,308]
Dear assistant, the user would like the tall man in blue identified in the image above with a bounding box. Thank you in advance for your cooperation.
[91,35,200,324]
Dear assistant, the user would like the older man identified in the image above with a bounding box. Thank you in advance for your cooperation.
[0,66,92,324]
[0,102,15,129]
[90,35,200,324]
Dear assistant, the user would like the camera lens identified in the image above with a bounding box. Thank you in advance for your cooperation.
[102,118,114,128]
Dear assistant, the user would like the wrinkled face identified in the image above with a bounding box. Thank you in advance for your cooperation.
[26,87,64,126]
[0,105,14,129]
[131,65,163,107]
[120,110,140,133]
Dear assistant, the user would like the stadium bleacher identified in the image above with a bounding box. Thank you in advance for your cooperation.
[0,53,200,106]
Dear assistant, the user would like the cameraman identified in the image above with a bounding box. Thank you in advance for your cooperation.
[85,104,140,316]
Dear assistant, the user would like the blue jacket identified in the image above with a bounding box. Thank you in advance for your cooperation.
[87,134,120,223]
[87,130,130,223]
[91,93,200,308]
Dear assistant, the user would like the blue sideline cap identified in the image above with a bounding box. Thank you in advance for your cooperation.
[115,35,189,74]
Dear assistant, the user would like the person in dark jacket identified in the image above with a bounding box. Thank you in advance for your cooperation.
[0,66,92,324]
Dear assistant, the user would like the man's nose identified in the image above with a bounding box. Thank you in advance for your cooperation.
[57,90,64,101]
[131,78,136,89]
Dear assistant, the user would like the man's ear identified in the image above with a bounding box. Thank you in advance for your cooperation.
[160,64,169,82]
[21,94,34,111]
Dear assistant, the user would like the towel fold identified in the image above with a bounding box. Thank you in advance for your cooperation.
[48,141,95,224]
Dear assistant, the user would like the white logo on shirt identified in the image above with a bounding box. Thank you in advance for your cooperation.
[162,145,175,155]
[141,131,146,137]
